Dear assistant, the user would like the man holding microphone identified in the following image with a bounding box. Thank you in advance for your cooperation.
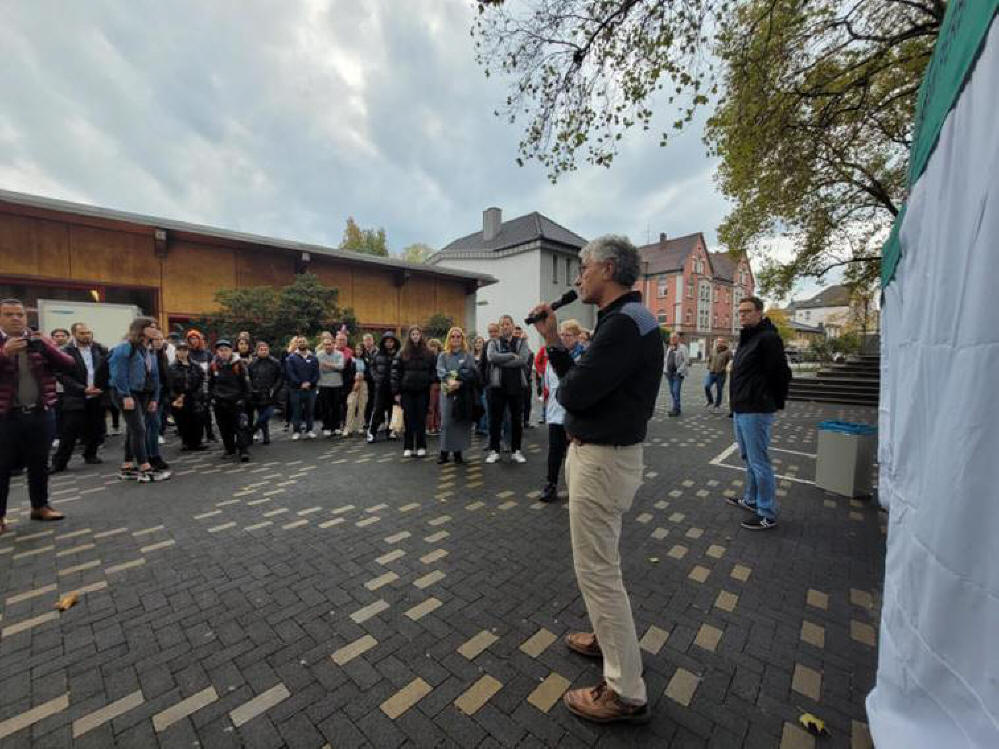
[528,235,663,724]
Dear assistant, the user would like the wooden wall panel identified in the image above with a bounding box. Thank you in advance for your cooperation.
[309,257,356,309]
[350,267,398,325]
[162,241,236,314]
[236,247,294,289]
[0,214,70,277]
[435,281,468,326]
[400,276,437,327]
[69,225,153,286]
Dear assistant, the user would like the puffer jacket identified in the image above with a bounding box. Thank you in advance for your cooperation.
[391,348,436,394]
[0,331,75,415]
[168,360,204,402]
[370,332,401,388]
[248,356,284,406]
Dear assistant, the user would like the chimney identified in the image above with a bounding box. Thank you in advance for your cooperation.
[659,232,667,243]
[483,207,502,241]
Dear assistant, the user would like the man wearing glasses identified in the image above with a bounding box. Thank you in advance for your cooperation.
[529,235,663,725]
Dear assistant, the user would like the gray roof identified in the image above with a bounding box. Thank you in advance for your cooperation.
[790,320,825,334]
[433,211,587,259]
[708,251,737,282]
[794,284,851,309]
[0,188,496,287]
[636,232,705,274]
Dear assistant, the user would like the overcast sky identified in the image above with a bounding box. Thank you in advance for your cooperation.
[0,0,821,302]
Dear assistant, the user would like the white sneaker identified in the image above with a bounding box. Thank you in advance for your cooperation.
[306,431,317,439]
[511,450,527,464]
[292,432,301,441]
[322,429,333,437]
[403,449,413,458]
[485,451,500,464]
[158,435,166,445]
[416,448,426,457]
[366,433,375,443]
[334,429,342,436]
[52,439,60,449]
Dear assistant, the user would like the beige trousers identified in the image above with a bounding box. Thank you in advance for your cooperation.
[343,381,369,435]
[566,441,647,704]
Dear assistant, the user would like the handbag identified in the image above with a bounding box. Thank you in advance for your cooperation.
[389,404,405,433]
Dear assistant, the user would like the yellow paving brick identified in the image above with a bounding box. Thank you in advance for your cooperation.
[688,565,710,583]
[706,544,726,559]
[780,721,816,749]
[58,559,101,577]
[376,549,406,565]
[665,668,699,706]
[424,530,449,543]
[458,630,499,660]
[639,625,669,654]
[715,590,739,612]
[0,693,70,741]
[731,564,752,582]
[72,690,144,738]
[651,527,669,540]
[850,588,874,608]
[229,683,291,728]
[152,686,218,732]
[365,572,399,591]
[413,570,446,589]
[800,621,825,648]
[519,628,557,658]
[13,545,54,560]
[6,583,58,606]
[694,624,723,652]
[667,544,688,559]
[806,589,829,610]
[332,634,378,665]
[527,673,571,713]
[350,599,389,624]
[851,720,874,749]
[105,558,145,575]
[851,620,877,647]
[405,597,443,621]
[792,663,822,700]
[2,610,59,638]
[420,549,449,564]
[685,527,704,539]
[454,675,503,715]
[140,539,175,553]
[380,678,432,719]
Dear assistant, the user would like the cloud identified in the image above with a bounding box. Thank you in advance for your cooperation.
[0,0,734,262]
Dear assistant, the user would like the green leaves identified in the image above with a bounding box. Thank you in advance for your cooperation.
[340,216,389,257]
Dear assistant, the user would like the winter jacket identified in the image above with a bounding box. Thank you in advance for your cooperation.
[707,347,733,374]
[370,333,401,389]
[0,331,75,415]
[168,361,204,404]
[548,291,664,446]
[108,341,160,399]
[208,356,250,404]
[248,356,284,406]
[59,341,108,411]
[729,318,792,413]
[664,344,690,378]
[284,351,320,388]
[391,348,436,394]
[486,336,531,391]
[357,345,378,386]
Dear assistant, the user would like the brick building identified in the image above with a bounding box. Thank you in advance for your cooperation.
[634,232,754,358]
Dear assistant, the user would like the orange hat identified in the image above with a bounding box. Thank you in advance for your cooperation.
[186,329,204,340]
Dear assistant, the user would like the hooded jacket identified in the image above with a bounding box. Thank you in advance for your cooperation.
[248,355,284,405]
[730,318,792,413]
[208,356,250,404]
[370,332,400,388]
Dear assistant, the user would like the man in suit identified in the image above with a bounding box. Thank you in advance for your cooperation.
[50,322,107,472]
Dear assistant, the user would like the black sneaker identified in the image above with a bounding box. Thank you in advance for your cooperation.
[741,515,778,531]
[139,468,172,482]
[150,457,170,471]
[118,467,138,480]
[725,497,757,513]
[239,453,250,463]
[540,483,558,503]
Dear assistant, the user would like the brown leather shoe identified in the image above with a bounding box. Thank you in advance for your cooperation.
[565,631,603,658]
[30,506,65,522]
[564,680,650,724]
[0,516,7,535]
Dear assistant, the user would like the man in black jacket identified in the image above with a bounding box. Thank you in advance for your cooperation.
[529,235,663,725]
[248,341,283,445]
[725,296,791,531]
[51,323,107,472]
[208,339,251,462]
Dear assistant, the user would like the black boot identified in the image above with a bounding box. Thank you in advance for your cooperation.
[437,451,450,464]
[540,482,557,502]
[454,451,464,464]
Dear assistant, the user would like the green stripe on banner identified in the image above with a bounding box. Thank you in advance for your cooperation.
[882,0,999,288]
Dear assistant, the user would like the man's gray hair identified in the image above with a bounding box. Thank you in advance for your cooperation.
[579,235,641,286]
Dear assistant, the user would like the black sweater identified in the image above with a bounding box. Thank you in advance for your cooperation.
[208,357,250,404]
[549,291,664,446]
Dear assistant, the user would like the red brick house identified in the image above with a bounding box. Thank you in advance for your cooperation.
[633,232,755,358]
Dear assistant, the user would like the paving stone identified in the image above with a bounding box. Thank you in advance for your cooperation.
[706,544,726,558]
[229,683,291,728]
[526,673,571,714]
[651,527,669,540]
[639,625,669,654]
[350,600,390,624]
[0,693,69,741]
[413,571,446,589]
[807,589,829,610]
[380,677,432,719]
[332,635,378,666]
[688,565,711,583]
[791,664,822,701]
[800,621,825,649]
[151,686,218,732]
[458,631,499,660]
[850,588,875,608]
[715,590,739,612]
[668,544,688,560]
[850,620,877,647]
[454,675,503,716]
[72,691,144,738]
[365,572,399,591]
[519,629,557,658]
[852,720,874,748]
[665,668,699,707]
[731,564,752,582]
[694,623,723,652]
[780,721,816,748]
[405,598,443,621]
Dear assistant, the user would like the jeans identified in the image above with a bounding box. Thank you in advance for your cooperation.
[733,412,777,520]
[252,404,275,442]
[488,388,522,452]
[547,423,568,485]
[145,406,162,459]
[0,409,53,514]
[667,373,684,413]
[705,372,726,407]
[115,392,150,466]
[290,388,317,433]
[475,390,489,434]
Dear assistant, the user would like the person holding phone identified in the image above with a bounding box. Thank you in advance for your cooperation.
[0,298,75,532]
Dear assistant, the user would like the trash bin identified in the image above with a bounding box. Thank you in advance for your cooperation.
[815,421,877,497]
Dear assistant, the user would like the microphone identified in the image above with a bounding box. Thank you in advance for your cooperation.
[525,289,578,325]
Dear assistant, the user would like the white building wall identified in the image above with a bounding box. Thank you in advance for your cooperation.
[792,305,850,334]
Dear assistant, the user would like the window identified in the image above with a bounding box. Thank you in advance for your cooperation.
[685,311,692,324]
[687,285,693,299]
[565,258,571,285]
[657,311,667,324]
[657,276,668,297]
[804,310,811,320]
[552,254,558,284]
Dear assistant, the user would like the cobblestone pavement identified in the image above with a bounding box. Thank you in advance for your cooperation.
[0,365,883,748]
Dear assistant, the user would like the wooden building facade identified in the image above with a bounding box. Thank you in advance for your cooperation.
[0,190,493,336]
